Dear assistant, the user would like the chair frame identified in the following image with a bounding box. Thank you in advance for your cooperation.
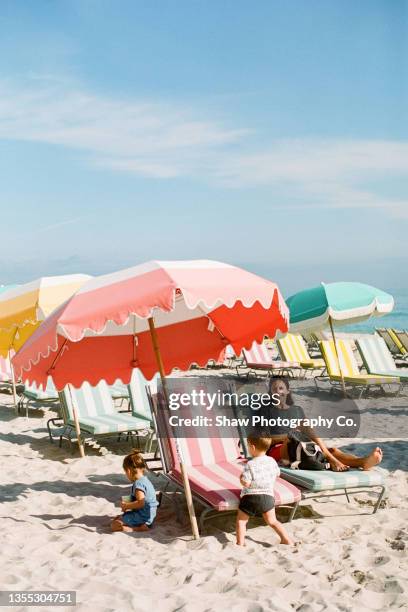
[315,340,400,398]
[55,385,152,453]
[146,386,300,533]
[237,344,302,380]
[237,415,386,515]
[276,334,327,379]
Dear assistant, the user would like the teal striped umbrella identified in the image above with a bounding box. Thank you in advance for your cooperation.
[287,282,394,395]
[287,282,394,333]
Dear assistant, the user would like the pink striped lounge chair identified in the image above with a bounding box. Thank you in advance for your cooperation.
[0,355,13,392]
[148,387,301,532]
[237,341,301,379]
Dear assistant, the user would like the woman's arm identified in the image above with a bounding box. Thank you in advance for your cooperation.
[121,489,145,511]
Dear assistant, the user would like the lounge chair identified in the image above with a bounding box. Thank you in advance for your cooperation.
[58,381,153,453]
[356,335,408,392]
[18,377,60,418]
[0,355,11,381]
[148,385,301,533]
[278,466,386,515]
[237,341,301,379]
[127,370,156,452]
[318,339,400,397]
[376,328,408,359]
[393,330,408,356]
[277,333,326,376]
[235,406,386,515]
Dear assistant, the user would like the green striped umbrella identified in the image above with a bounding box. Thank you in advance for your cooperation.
[287,282,394,394]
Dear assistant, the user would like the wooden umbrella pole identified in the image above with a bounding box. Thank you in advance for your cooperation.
[8,353,18,411]
[148,316,200,540]
[68,384,85,458]
[8,328,20,411]
[329,316,346,397]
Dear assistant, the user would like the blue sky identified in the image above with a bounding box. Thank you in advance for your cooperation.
[0,0,407,295]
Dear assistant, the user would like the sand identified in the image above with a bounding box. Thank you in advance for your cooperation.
[1,375,407,612]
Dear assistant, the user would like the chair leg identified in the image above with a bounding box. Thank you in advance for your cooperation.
[373,486,386,514]
[287,502,299,522]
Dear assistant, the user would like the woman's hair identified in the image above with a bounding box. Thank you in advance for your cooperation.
[269,376,294,406]
[123,450,146,478]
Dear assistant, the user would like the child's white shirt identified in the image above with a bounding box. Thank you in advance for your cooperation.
[240,455,280,497]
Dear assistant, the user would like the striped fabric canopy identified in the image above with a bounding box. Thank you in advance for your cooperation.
[0,275,91,358]
[287,282,394,333]
[13,260,289,389]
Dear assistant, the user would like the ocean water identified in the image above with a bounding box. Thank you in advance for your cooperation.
[345,288,408,333]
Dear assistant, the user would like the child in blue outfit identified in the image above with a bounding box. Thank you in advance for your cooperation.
[111,451,158,532]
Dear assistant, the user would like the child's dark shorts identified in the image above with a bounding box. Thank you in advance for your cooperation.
[239,494,275,517]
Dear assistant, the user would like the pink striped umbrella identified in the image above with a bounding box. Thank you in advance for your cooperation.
[13,259,288,539]
[13,260,289,389]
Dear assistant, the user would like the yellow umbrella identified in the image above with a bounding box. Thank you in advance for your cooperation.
[0,274,91,405]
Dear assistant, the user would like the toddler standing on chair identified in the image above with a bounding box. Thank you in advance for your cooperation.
[236,436,295,546]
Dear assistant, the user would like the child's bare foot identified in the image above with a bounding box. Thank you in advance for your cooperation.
[133,524,150,532]
[280,536,295,545]
[362,447,383,470]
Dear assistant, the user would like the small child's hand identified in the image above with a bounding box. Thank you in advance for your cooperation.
[121,501,130,512]
[240,476,251,487]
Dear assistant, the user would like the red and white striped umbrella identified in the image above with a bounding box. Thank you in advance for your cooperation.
[13,259,288,539]
[13,259,289,390]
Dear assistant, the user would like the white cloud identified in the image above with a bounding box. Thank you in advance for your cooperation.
[0,79,407,218]
[216,140,408,217]
[0,79,246,178]
[36,216,85,233]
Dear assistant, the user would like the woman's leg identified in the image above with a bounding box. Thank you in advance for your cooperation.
[263,509,294,545]
[236,509,249,546]
[329,446,383,470]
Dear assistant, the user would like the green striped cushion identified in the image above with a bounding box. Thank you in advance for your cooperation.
[357,336,408,380]
[128,370,155,422]
[63,382,117,420]
[279,466,385,491]
[67,413,151,434]
[25,378,59,401]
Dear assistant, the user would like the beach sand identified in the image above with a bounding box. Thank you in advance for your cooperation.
[1,376,407,612]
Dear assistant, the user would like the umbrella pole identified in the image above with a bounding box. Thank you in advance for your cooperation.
[8,353,18,412]
[148,317,200,540]
[68,384,85,458]
[329,316,346,397]
[8,328,19,411]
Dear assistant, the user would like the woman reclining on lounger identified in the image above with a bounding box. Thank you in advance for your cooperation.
[266,377,383,472]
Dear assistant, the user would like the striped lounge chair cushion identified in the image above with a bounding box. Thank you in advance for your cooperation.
[67,413,151,435]
[63,381,151,434]
[320,340,399,383]
[171,460,301,511]
[24,378,59,401]
[0,356,11,382]
[279,467,385,492]
[127,369,154,422]
[356,336,408,381]
[277,334,324,368]
[243,342,298,370]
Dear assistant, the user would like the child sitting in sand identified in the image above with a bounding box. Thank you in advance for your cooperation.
[111,451,158,532]
[236,436,295,546]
